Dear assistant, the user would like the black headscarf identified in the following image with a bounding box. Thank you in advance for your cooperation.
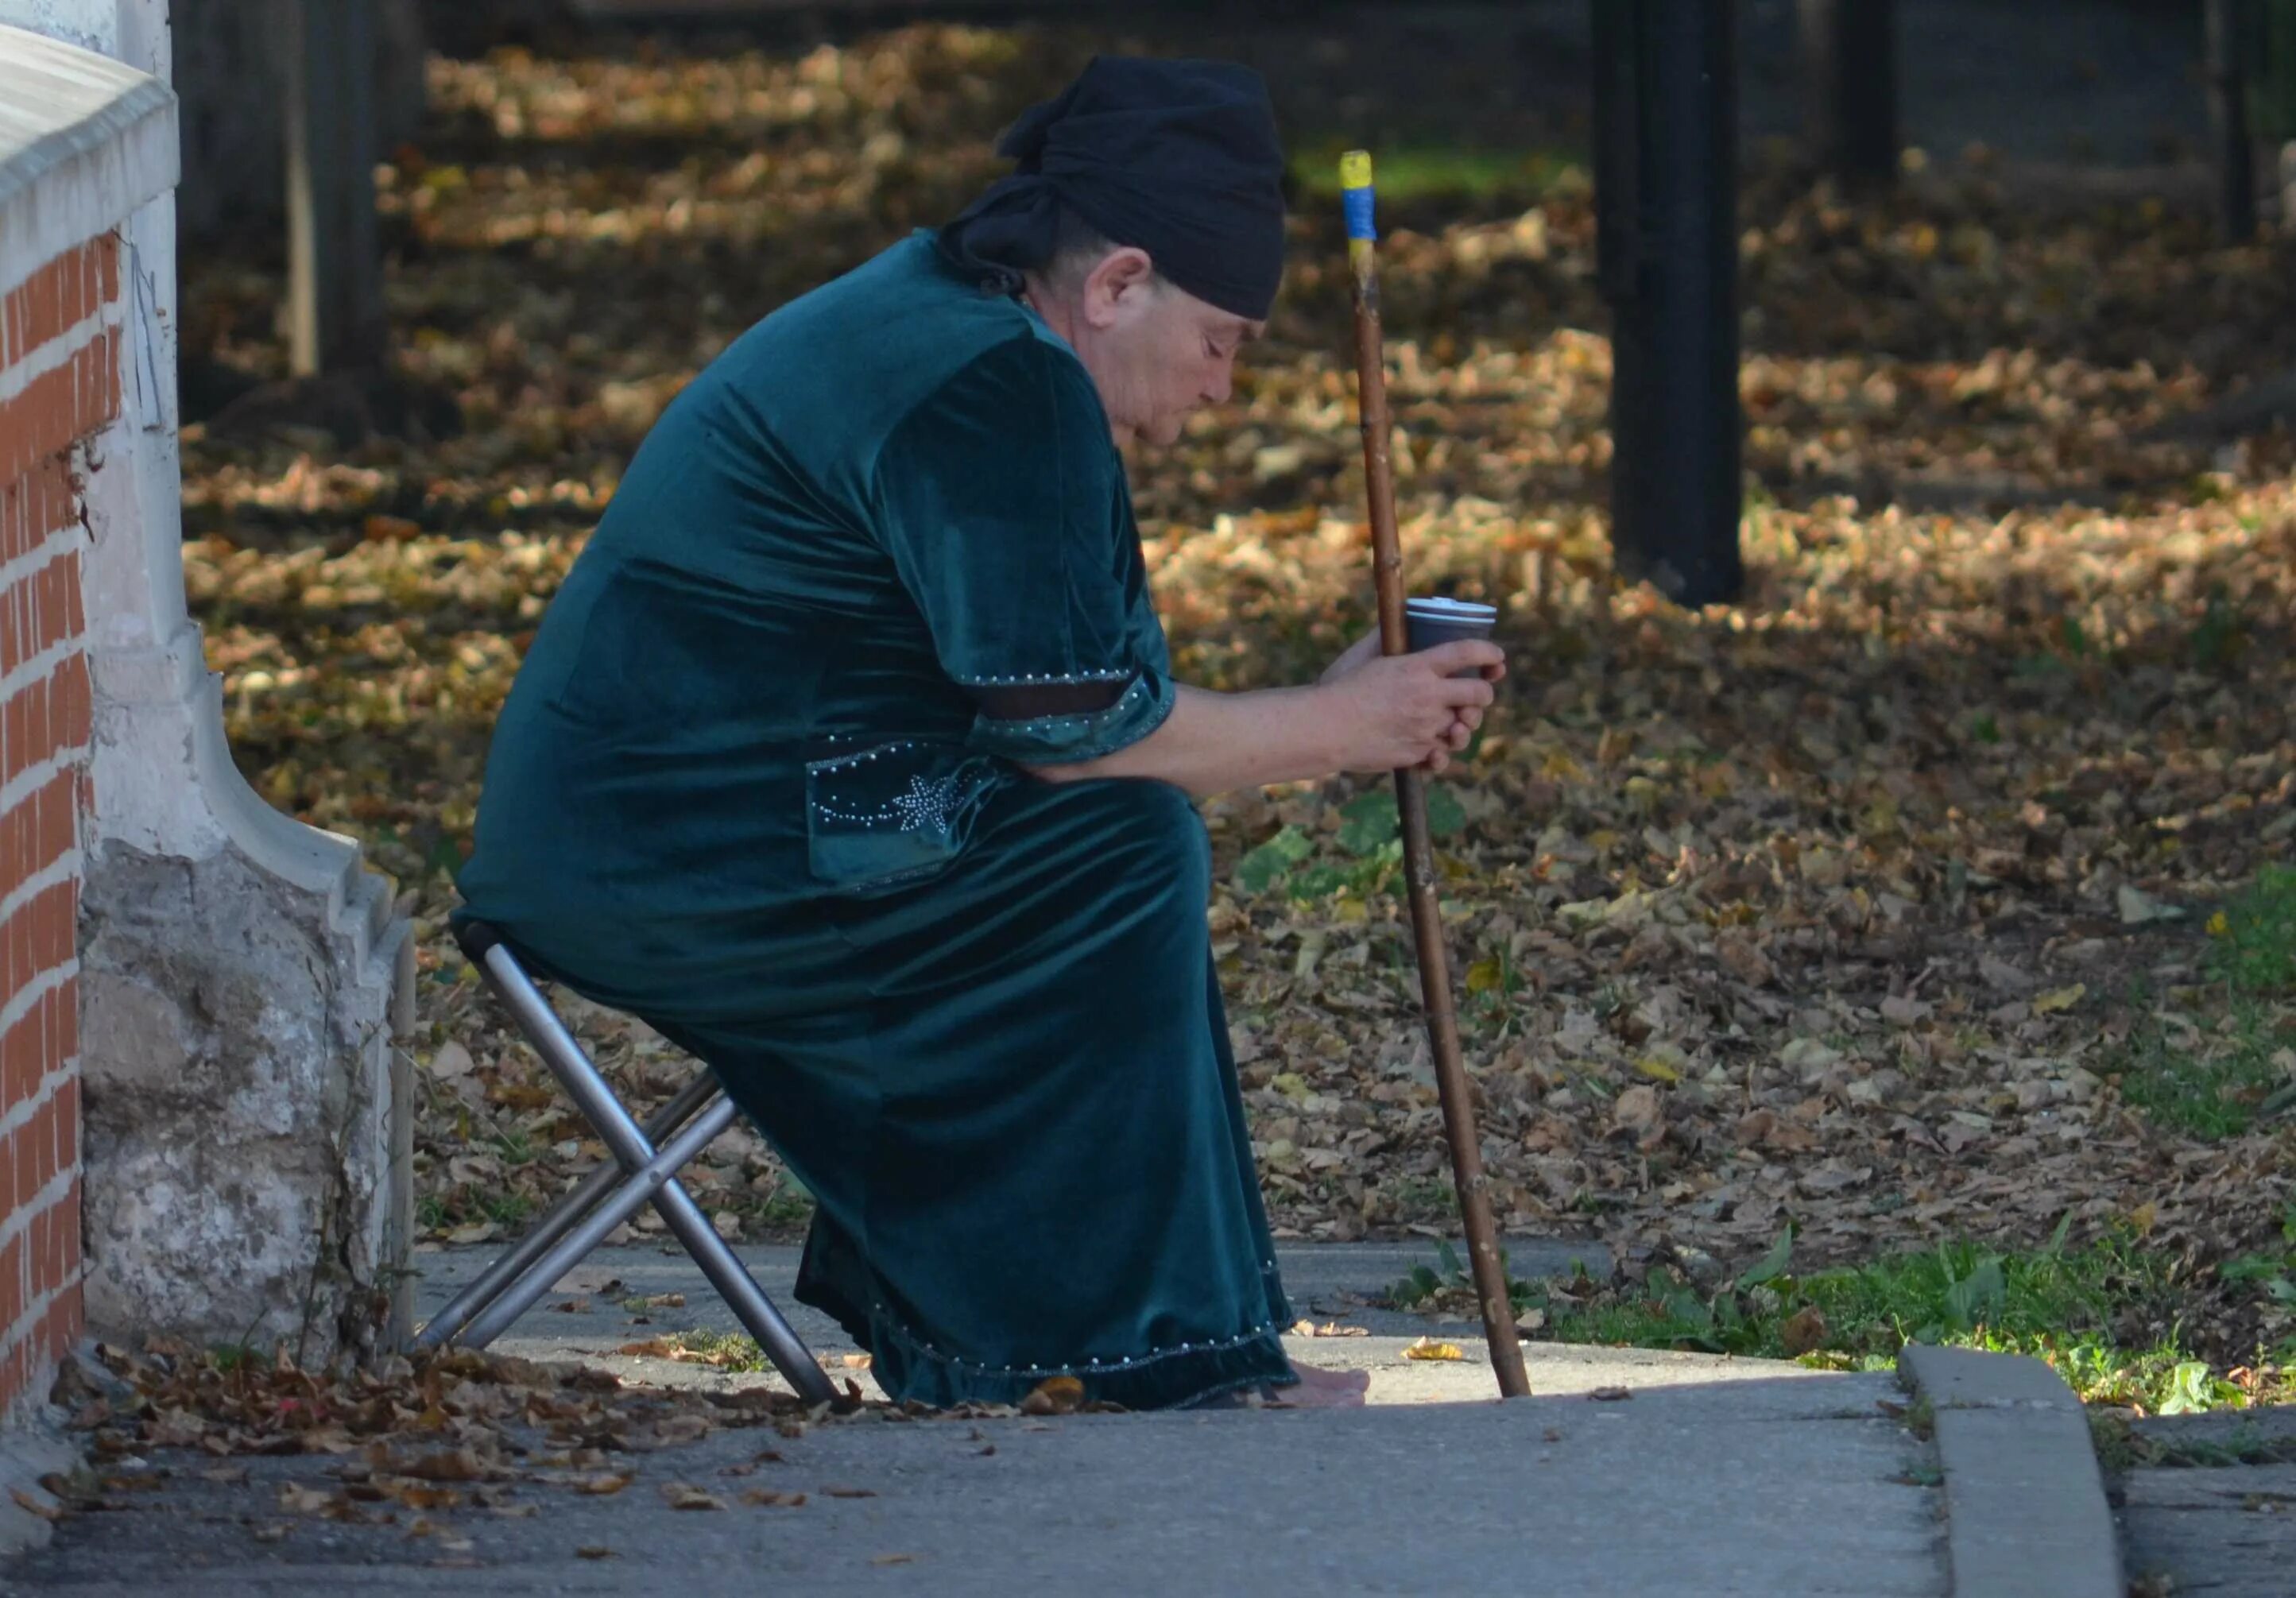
[936,56,1288,321]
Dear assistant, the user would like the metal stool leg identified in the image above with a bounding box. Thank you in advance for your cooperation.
[461,929,837,1406]
[458,1093,744,1349]
[414,1070,721,1352]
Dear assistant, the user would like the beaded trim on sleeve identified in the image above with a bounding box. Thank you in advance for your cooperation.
[952,667,1136,687]
[978,677,1149,732]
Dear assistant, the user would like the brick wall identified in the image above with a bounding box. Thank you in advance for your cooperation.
[0,233,118,1420]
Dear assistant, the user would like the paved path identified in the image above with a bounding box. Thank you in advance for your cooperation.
[2116,1409,2296,1598]
[4,1242,1954,1596]
[5,1372,1938,1596]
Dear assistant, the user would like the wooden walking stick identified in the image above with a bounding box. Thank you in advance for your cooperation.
[1339,151,1530,1399]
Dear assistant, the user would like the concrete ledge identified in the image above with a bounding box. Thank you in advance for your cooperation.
[0,23,177,296]
[1899,1344,2122,1598]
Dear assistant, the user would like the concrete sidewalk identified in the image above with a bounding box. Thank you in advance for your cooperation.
[1,1242,2131,1596]
[6,1376,1940,1597]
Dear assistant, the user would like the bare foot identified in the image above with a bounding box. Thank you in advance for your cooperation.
[1271,1364,1369,1409]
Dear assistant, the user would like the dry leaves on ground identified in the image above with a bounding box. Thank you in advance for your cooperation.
[170,18,2295,1367]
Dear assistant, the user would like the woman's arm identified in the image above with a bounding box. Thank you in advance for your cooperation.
[1024,640,1504,799]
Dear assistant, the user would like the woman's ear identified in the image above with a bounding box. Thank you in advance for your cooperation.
[1082,246,1157,327]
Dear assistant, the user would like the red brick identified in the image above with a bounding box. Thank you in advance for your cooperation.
[0,366,77,486]
[55,973,76,1065]
[25,880,68,972]
[6,1117,29,1210]
[6,900,29,996]
[53,1184,79,1281]
[22,261,53,351]
[33,561,62,652]
[41,1276,82,1361]
[31,1102,54,1198]
[52,1071,77,1174]
[0,1232,22,1342]
[11,264,45,355]
[61,550,84,638]
[56,253,83,339]
[29,271,52,354]
[5,691,25,784]
[53,653,87,749]
[94,327,120,428]
[41,1204,59,1294]
[34,769,72,870]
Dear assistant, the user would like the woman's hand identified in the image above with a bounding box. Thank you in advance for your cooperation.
[1313,640,1505,775]
[1318,627,1385,686]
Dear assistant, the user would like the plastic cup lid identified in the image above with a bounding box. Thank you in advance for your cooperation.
[1405,596,1498,621]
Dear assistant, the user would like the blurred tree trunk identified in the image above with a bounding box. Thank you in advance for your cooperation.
[173,0,425,246]
[1797,0,1895,186]
[2207,0,2257,242]
[1594,0,1744,606]
[285,0,385,374]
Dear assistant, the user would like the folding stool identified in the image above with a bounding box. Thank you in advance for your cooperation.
[412,920,837,1406]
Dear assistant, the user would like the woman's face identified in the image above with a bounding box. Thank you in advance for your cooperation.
[1048,247,1264,447]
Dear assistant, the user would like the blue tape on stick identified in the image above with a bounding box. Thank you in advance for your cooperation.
[1342,184,1377,242]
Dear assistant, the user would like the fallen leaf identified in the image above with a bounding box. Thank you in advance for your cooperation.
[8,1488,61,1523]
[823,1485,878,1499]
[1588,1387,1634,1402]
[1780,1306,1830,1356]
[2118,884,2186,925]
[1978,955,2035,994]
[1879,994,1930,1026]
[1404,1337,1465,1361]
[572,1472,634,1496]
[277,1483,337,1515]
[576,1545,616,1560]
[2031,984,2086,1015]
[872,1554,918,1567]
[1020,1376,1085,1416]
[661,1483,726,1511]
[741,1489,807,1507]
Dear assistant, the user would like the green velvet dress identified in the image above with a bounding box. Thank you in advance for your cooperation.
[455,232,1297,1410]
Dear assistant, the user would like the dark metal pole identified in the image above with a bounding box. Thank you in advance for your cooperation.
[1339,153,1530,1403]
[285,0,385,375]
[1798,0,1897,185]
[2207,0,2258,243]
[1594,0,1744,607]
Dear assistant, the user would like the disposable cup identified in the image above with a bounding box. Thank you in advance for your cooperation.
[1405,596,1499,678]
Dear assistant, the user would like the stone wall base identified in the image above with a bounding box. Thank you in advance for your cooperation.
[79,838,412,1368]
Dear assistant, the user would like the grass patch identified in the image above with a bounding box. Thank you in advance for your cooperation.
[2117,865,2296,1139]
[635,1328,772,1373]
[1387,1225,2263,1414]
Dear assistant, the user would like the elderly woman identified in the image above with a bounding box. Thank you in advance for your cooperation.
[456,56,1502,1410]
